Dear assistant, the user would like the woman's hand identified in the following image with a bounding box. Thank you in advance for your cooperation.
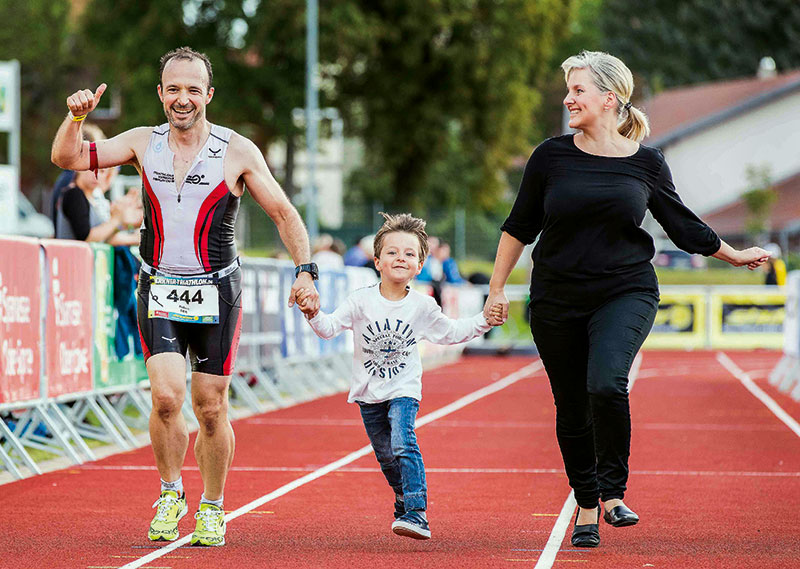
[712,240,771,270]
[736,246,771,270]
[483,289,509,325]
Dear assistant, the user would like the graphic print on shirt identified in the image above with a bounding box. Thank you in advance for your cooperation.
[361,317,417,381]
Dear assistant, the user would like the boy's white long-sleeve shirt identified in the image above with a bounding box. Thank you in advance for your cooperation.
[307,283,491,403]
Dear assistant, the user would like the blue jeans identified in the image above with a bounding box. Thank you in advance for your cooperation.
[358,397,427,511]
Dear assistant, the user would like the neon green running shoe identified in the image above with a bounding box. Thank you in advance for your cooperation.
[148,490,188,541]
[190,503,226,547]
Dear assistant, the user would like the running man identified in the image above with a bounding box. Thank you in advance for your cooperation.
[51,46,320,546]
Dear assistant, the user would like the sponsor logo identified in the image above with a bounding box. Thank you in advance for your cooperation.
[153,171,175,184]
[185,174,209,186]
[154,141,163,153]
[208,147,222,158]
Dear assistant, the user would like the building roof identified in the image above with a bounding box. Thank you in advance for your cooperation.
[643,69,800,147]
[703,171,800,237]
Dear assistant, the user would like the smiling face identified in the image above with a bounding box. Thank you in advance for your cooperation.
[563,67,615,131]
[374,231,424,285]
[158,57,214,131]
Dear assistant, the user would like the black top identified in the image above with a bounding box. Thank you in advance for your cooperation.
[58,186,93,241]
[501,134,720,319]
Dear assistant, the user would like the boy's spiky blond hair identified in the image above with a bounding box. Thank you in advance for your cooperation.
[373,212,429,260]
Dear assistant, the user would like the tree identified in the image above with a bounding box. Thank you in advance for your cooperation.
[329,0,577,210]
[600,0,800,91]
[0,0,74,203]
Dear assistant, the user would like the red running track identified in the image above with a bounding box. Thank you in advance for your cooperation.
[1,351,799,569]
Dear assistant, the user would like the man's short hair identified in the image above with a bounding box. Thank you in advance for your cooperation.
[159,46,213,91]
[373,212,429,261]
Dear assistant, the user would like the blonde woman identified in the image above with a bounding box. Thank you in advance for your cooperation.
[483,50,769,548]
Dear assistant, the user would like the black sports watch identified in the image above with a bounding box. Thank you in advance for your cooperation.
[295,262,319,280]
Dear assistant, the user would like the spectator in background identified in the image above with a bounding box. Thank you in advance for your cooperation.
[344,234,378,274]
[417,236,444,305]
[50,122,105,234]
[763,243,787,285]
[55,122,143,245]
[312,233,345,269]
[435,241,464,284]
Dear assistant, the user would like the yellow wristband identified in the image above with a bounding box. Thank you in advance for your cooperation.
[71,113,87,122]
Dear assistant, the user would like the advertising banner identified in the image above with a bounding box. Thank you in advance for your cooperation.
[91,243,115,388]
[43,240,94,397]
[238,262,259,366]
[280,265,319,358]
[317,269,348,354]
[256,262,283,362]
[645,291,707,349]
[783,272,800,357]
[709,289,785,349]
[0,237,41,403]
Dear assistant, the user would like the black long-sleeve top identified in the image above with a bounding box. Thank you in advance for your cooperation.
[501,134,721,319]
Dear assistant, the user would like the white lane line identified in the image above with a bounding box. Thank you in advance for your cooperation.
[716,352,800,439]
[79,465,800,477]
[534,352,643,569]
[119,359,543,569]
[533,491,577,569]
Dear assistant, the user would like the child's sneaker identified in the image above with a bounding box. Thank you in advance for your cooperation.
[148,490,188,541]
[190,503,227,546]
[393,495,405,520]
[391,510,431,540]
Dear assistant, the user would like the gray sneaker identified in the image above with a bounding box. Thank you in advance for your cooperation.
[391,510,431,540]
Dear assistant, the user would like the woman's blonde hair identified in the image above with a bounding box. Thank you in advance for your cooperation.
[561,50,650,142]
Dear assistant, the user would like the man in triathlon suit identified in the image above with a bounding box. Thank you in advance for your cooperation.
[51,46,320,546]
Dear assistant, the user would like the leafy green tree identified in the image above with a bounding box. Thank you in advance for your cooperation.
[0,0,73,202]
[600,0,800,90]
[331,0,576,210]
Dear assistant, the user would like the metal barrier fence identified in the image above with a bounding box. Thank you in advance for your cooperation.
[0,236,380,480]
[769,272,800,402]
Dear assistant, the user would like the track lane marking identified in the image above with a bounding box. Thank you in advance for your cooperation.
[534,352,643,569]
[80,464,800,476]
[118,359,543,569]
[716,352,800,439]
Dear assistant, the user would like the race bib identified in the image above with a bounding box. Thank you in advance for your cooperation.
[148,275,219,324]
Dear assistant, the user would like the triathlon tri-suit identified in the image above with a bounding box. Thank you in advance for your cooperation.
[136,123,242,375]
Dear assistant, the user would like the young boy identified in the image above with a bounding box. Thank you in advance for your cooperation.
[297,212,502,540]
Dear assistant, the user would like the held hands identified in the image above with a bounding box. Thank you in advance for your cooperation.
[288,273,320,318]
[485,303,505,327]
[66,83,107,120]
[293,287,320,319]
[483,290,509,326]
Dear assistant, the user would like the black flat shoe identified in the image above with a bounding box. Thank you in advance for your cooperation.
[603,504,639,527]
[571,506,600,548]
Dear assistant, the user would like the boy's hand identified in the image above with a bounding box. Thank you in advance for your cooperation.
[296,288,320,319]
[486,303,505,326]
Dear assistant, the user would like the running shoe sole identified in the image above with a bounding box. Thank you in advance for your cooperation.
[391,520,431,540]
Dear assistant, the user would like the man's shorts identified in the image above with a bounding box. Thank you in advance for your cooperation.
[136,268,242,376]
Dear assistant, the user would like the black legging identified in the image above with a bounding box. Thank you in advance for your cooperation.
[531,292,658,509]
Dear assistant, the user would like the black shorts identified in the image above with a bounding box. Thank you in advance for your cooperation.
[136,268,242,376]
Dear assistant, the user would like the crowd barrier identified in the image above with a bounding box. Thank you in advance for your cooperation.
[769,272,800,402]
[0,235,382,480]
[6,233,784,480]
[0,236,483,481]
[645,285,785,349]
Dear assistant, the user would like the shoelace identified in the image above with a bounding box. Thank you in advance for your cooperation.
[152,495,180,522]
[194,508,223,531]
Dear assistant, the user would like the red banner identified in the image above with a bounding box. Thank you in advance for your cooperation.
[42,240,94,397]
[0,237,42,403]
